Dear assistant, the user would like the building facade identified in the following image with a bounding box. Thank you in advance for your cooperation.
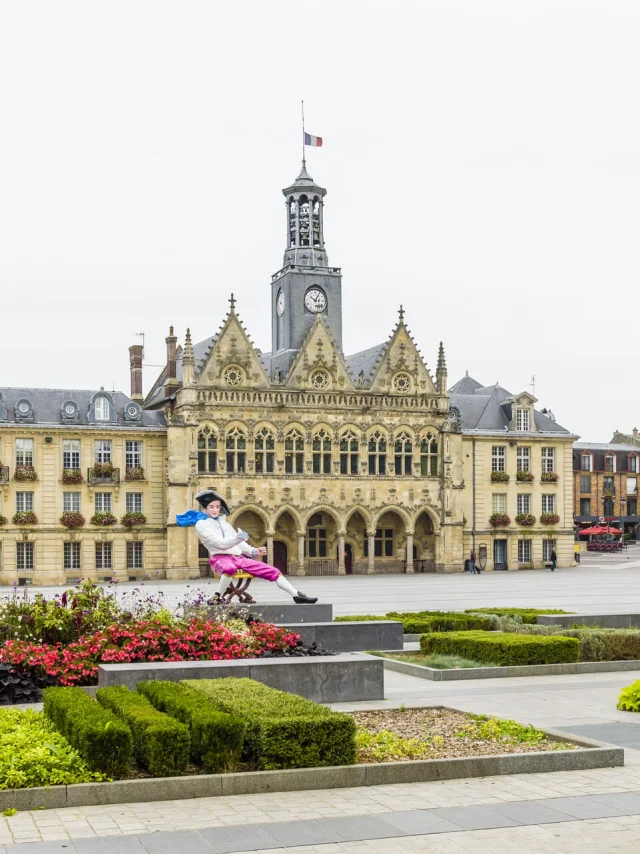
[573,442,640,539]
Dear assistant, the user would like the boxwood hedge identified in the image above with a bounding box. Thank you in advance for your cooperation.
[182,677,356,771]
[419,631,580,666]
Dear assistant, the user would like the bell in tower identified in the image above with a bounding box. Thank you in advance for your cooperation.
[283,162,328,268]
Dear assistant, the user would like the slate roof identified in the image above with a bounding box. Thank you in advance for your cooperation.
[345,343,386,383]
[144,335,216,409]
[574,442,640,453]
[449,374,571,435]
[0,388,165,429]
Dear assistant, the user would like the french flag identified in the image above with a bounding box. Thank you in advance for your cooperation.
[304,132,323,147]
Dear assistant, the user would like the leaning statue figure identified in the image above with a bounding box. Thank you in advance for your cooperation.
[176,488,318,604]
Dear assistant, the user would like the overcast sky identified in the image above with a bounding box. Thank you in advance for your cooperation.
[1,0,638,440]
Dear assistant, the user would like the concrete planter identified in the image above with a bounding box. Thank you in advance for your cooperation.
[98,653,384,703]
[278,620,403,652]
[379,654,640,681]
[537,613,640,629]
[0,726,621,811]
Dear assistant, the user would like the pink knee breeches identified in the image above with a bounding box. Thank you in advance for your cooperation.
[209,554,281,583]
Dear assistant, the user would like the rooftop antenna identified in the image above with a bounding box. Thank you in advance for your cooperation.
[530,374,536,397]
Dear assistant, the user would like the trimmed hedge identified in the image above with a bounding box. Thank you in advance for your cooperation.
[137,680,246,773]
[419,631,580,666]
[402,614,492,633]
[464,607,570,624]
[43,686,132,779]
[96,685,190,777]
[182,678,356,771]
[511,625,640,662]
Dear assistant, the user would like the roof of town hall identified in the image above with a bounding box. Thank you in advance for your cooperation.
[448,373,573,435]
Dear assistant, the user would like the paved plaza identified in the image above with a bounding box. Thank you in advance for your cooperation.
[5,551,640,851]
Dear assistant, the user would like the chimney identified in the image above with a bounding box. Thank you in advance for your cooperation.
[164,325,180,397]
[634,427,639,439]
[128,344,143,401]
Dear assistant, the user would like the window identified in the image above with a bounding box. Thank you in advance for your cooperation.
[517,447,530,472]
[542,494,555,513]
[95,542,112,570]
[541,447,555,473]
[126,493,143,513]
[95,493,112,513]
[517,494,531,514]
[605,455,616,473]
[340,431,359,475]
[543,540,556,562]
[284,429,304,475]
[15,438,33,467]
[627,477,638,496]
[127,542,143,570]
[492,494,506,513]
[581,454,592,471]
[312,429,332,475]
[628,499,637,516]
[580,475,591,493]
[580,498,591,515]
[63,492,81,512]
[491,446,506,472]
[94,397,110,421]
[420,433,438,476]
[630,456,638,473]
[394,432,413,476]
[16,492,34,512]
[604,499,614,516]
[94,440,111,463]
[16,542,34,571]
[197,427,218,473]
[62,439,80,470]
[64,542,81,570]
[125,441,142,468]
[603,476,615,494]
[255,428,275,474]
[364,528,394,558]
[516,408,530,431]
[307,526,327,558]
[368,431,387,475]
[225,428,246,474]
[518,540,531,563]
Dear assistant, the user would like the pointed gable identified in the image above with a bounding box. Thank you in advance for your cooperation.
[195,298,270,390]
[367,312,437,395]
[284,315,355,392]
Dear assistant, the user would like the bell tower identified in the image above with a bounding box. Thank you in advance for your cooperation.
[270,162,343,372]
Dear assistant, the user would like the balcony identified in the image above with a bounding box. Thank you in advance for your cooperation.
[0,466,8,485]
[88,466,120,485]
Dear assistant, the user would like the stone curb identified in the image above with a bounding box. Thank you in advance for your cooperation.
[0,732,622,811]
[379,654,640,681]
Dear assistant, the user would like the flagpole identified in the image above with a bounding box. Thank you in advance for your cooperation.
[301,99,306,166]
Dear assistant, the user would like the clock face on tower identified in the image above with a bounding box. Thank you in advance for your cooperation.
[276,290,285,316]
[304,287,327,313]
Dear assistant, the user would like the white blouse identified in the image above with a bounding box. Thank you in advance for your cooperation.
[195,516,254,557]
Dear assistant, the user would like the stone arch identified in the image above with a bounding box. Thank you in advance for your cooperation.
[272,508,299,575]
[392,424,417,443]
[344,505,373,530]
[369,508,409,572]
[252,419,278,436]
[273,503,303,532]
[411,504,441,534]
[373,505,413,533]
[230,502,271,531]
[232,508,268,545]
[413,509,438,572]
[302,504,342,529]
[366,423,390,441]
[344,508,369,572]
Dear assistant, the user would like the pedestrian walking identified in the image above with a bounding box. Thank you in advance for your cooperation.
[551,548,557,571]
[469,549,478,575]
[574,542,580,564]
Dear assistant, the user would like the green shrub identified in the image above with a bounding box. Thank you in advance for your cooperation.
[137,680,246,773]
[182,678,356,771]
[618,681,640,712]
[403,614,492,633]
[464,607,570,624]
[334,615,388,622]
[43,686,132,779]
[511,624,640,662]
[0,708,106,789]
[419,631,580,666]
[96,686,190,777]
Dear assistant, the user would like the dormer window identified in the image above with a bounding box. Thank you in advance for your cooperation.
[516,408,530,431]
[94,397,110,421]
[605,454,616,473]
[581,453,592,472]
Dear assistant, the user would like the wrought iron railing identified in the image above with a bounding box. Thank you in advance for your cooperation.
[305,559,338,576]
[87,467,120,485]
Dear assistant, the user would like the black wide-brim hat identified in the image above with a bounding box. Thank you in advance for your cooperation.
[195,489,231,516]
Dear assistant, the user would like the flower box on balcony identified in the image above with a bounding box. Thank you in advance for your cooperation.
[516,471,534,483]
[0,515,6,526]
[90,512,117,526]
[121,512,147,528]
[93,462,113,476]
[62,469,84,485]
[489,513,511,527]
[541,472,558,483]
[490,471,510,483]
[515,513,536,527]
[88,465,120,485]
[60,512,86,529]
[540,512,560,525]
[124,466,145,481]
[12,511,37,525]
[13,465,38,482]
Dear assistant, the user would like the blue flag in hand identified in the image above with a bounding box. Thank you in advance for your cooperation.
[176,510,208,527]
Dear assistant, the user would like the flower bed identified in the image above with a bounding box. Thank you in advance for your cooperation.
[61,469,83,484]
[60,511,86,529]
[121,512,146,527]
[13,465,37,482]
[489,512,511,527]
[12,511,37,525]
[90,512,117,526]
[515,513,536,527]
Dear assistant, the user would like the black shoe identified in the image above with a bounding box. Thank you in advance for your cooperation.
[294,593,318,604]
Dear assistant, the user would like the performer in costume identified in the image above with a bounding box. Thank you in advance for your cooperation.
[177,489,318,604]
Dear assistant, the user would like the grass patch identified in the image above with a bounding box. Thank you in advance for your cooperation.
[465,607,571,624]
[369,651,496,669]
